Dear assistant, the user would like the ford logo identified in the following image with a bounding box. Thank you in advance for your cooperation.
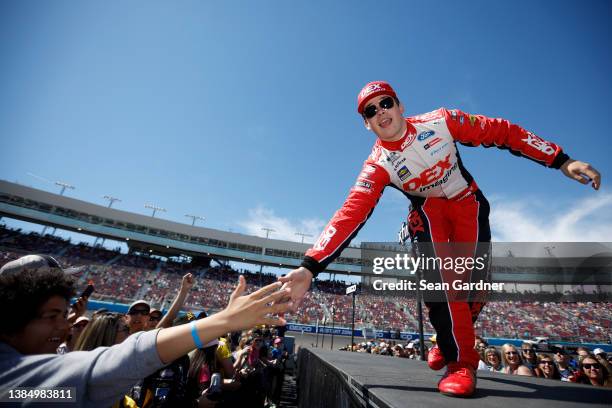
[417,130,435,141]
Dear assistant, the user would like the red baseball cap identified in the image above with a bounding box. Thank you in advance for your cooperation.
[357,81,397,114]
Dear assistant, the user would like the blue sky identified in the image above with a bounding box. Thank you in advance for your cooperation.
[1,0,611,256]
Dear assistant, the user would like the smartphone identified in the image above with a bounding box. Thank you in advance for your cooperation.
[80,282,95,299]
[207,373,223,400]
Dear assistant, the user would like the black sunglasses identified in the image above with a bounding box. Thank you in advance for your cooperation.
[128,309,149,316]
[363,97,395,119]
[583,363,601,370]
[539,361,553,365]
[505,351,519,356]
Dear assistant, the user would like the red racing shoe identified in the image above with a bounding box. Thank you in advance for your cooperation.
[427,345,446,370]
[438,362,477,397]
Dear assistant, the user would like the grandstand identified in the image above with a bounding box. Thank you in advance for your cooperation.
[1,226,610,345]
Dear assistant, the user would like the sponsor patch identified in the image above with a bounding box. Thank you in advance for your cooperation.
[412,110,444,122]
[397,165,411,181]
[423,137,442,150]
[428,142,450,156]
[314,225,337,251]
[363,164,377,174]
[417,130,435,142]
[402,154,453,191]
[386,151,402,163]
[401,132,416,149]
[522,132,555,155]
[355,180,372,189]
[392,157,406,170]
[359,83,383,99]
[468,114,478,127]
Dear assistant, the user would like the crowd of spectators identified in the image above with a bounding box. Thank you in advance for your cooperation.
[1,225,610,346]
[339,337,612,388]
[0,253,291,407]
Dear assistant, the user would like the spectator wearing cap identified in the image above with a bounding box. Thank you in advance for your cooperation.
[268,337,287,407]
[405,342,416,359]
[0,254,88,327]
[536,354,560,380]
[271,337,284,359]
[57,316,89,354]
[578,354,612,387]
[501,344,533,376]
[0,255,76,355]
[593,348,607,360]
[0,254,291,407]
[126,300,150,334]
[553,346,578,382]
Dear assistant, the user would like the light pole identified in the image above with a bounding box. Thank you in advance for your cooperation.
[261,227,275,239]
[44,181,75,236]
[145,204,166,218]
[55,181,75,196]
[103,195,121,208]
[185,214,205,226]
[94,196,122,247]
[295,232,313,244]
[259,228,275,283]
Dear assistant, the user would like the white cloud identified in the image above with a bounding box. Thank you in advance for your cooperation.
[490,191,612,242]
[238,206,326,243]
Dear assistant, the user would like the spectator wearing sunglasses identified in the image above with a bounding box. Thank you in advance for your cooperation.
[501,344,533,376]
[553,347,579,382]
[520,342,539,374]
[536,354,560,380]
[126,300,150,334]
[0,254,290,407]
[578,354,612,388]
[147,308,163,330]
[278,80,602,398]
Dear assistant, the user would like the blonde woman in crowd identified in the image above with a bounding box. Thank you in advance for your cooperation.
[501,344,533,376]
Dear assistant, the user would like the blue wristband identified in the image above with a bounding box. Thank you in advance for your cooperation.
[190,321,204,349]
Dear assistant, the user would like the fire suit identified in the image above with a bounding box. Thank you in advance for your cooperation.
[300,107,569,368]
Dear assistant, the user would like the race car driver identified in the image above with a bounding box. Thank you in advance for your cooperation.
[278,81,601,397]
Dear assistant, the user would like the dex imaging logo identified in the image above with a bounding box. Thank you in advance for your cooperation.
[360,83,383,98]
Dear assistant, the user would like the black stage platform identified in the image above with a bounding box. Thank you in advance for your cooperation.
[296,347,611,408]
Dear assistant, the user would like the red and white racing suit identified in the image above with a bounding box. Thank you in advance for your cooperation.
[301,108,569,368]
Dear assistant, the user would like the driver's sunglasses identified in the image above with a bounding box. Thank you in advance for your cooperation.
[363,97,395,119]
